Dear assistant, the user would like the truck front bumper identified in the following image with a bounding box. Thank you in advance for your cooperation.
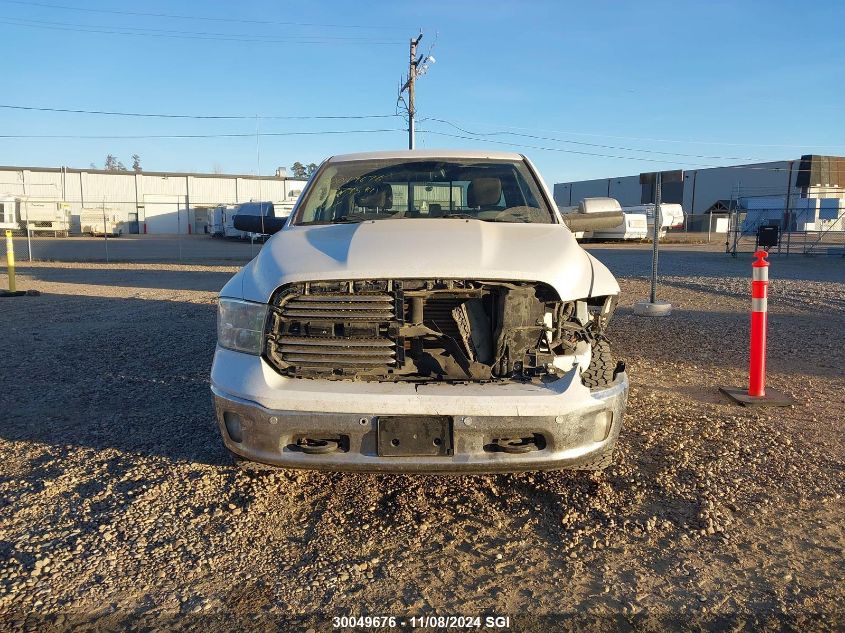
[210,347,628,473]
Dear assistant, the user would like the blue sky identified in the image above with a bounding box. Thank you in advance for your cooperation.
[1,0,844,182]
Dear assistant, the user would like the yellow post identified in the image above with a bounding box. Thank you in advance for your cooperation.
[5,230,15,292]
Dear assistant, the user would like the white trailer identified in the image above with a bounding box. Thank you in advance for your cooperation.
[590,214,649,241]
[0,195,16,230]
[562,197,649,241]
[17,198,71,236]
[557,197,623,239]
[274,200,296,219]
[79,208,126,236]
[623,203,684,237]
[208,205,246,239]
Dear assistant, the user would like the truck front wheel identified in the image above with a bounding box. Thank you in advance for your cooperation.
[581,338,615,389]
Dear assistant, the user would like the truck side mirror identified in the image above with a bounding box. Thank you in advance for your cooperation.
[233,214,286,235]
[558,197,625,232]
[561,210,624,232]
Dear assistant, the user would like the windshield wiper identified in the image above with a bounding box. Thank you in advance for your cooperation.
[328,216,361,224]
[440,213,478,219]
[440,213,517,223]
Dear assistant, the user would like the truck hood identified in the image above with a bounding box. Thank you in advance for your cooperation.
[227,219,619,302]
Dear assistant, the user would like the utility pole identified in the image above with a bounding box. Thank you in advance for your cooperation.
[408,34,421,149]
[398,33,434,150]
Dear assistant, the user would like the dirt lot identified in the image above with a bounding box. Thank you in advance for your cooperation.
[1,249,843,631]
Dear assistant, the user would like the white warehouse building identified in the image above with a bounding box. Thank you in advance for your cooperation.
[553,154,845,233]
[0,164,309,234]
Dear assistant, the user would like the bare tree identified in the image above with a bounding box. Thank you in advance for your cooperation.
[105,154,119,171]
[131,154,142,172]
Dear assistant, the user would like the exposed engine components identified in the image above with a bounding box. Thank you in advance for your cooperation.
[265,279,616,384]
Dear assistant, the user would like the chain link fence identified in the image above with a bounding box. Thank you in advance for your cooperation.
[1,198,842,272]
[0,166,308,269]
[724,197,845,257]
[0,198,274,267]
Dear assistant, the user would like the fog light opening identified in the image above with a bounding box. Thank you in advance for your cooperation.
[223,412,244,444]
[593,411,613,442]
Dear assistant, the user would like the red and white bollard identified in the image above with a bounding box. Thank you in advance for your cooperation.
[748,250,769,397]
[720,249,793,407]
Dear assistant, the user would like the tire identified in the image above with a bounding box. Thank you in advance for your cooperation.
[581,338,615,389]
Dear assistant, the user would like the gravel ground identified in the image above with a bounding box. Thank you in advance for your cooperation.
[0,251,843,631]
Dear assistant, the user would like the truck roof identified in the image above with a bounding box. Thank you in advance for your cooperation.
[327,149,525,163]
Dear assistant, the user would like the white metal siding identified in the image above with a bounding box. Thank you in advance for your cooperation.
[0,166,307,233]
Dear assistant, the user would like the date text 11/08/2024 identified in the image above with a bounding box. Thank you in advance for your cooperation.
[331,615,512,629]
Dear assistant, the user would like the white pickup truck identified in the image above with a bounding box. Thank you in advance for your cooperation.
[211,150,628,473]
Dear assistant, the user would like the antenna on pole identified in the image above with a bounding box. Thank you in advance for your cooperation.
[397,32,435,150]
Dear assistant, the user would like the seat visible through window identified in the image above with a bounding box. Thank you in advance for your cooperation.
[467,177,502,210]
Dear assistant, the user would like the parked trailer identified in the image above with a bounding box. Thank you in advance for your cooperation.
[558,197,625,240]
[79,208,126,236]
[0,195,16,230]
[623,203,684,237]
[561,197,649,241]
[274,201,296,219]
[590,211,649,241]
[207,205,247,239]
[17,198,71,236]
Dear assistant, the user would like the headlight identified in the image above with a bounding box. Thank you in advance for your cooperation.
[217,298,268,355]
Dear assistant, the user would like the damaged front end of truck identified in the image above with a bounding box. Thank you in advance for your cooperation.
[264,278,619,386]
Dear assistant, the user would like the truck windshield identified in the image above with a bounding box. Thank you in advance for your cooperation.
[293,158,554,225]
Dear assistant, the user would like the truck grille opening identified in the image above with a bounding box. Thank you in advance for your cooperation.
[264,279,586,382]
[280,295,396,321]
[266,283,401,377]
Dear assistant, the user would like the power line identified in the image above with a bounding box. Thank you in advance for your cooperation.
[0,128,407,139]
[0,0,405,30]
[419,129,714,165]
[0,17,405,44]
[425,115,845,151]
[422,117,765,161]
[0,15,401,41]
[0,103,403,121]
[418,130,828,172]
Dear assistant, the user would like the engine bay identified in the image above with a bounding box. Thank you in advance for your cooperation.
[265,279,615,383]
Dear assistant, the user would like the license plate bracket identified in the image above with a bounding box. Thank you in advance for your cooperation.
[377,416,453,457]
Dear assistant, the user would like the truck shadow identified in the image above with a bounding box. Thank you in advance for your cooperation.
[0,291,227,467]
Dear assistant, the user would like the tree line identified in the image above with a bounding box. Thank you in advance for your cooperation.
[87,156,320,177]
[290,162,317,179]
[90,154,142,172]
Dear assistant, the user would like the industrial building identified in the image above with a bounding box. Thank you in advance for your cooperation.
[554,154,844,210]
[553,154,845,255]
[0,165,308,234]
